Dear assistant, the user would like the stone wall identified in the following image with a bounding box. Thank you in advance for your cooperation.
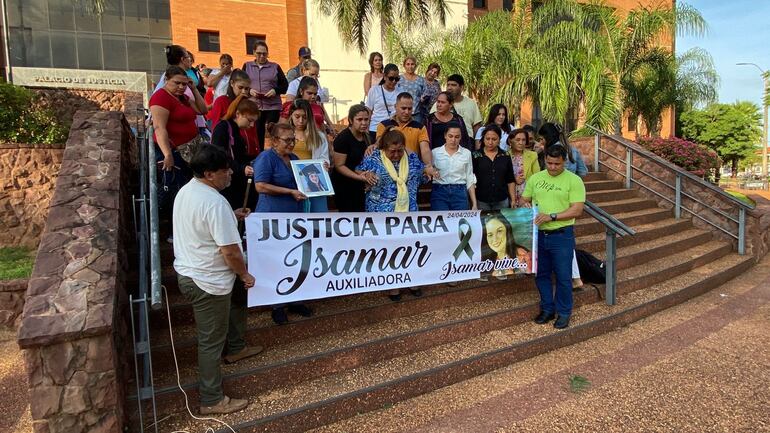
[573,135,769,260]
[31,88,144,130]
[0,278,27,328]
[0,144,64,248]
[17,111,135,433]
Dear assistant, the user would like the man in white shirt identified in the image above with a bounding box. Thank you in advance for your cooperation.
[173,145,261,415]
[431,74,483,138]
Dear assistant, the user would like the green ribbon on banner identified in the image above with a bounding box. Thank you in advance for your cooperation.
[453,218,474,260]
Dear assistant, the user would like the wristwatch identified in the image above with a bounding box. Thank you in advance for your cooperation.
[549,213,558,221]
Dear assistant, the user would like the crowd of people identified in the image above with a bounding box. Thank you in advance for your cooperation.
[151,44,588,415]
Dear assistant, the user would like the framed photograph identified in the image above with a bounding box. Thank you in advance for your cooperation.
[290,159,335,197]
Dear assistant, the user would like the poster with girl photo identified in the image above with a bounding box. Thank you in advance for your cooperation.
[291,159,335,197]
[479,208,536,280]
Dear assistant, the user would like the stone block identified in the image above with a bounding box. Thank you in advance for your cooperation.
[29,385,62,419]
[61,385,90,414]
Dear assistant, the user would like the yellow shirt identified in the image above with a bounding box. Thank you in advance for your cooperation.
[376,119,429,154]
[293,138,312,159]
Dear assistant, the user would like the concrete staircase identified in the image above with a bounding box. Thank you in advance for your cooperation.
[128,172,753,432]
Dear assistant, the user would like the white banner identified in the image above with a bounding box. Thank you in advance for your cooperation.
[245,209,537,307]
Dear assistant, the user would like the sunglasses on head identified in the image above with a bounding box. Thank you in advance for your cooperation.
[387,76,400,82]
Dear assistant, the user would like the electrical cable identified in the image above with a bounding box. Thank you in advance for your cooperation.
[162,285,237,433]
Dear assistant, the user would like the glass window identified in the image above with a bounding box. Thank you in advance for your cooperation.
[125,0,150,36]
[77,33,103,70]
[127,37,151,72]
[197,31,220,53]
[50,31,77,68]
[48,0,75,31]
[8,28,51,67]
[150,40,169,74]
[7,0,48,28]
[101,0,126,34]
[75,8,101,32]
[245,34,266,56]
[102,35,128,71]
[148,0,171,38]
[472,0,486,9]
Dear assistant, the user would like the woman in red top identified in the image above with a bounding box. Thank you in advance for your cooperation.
[279,77,326,130]
[209,70,261,157]
[150,66,207,171]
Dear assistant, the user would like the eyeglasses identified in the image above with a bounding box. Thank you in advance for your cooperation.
[276,137,296,144]
[387,76,400,82]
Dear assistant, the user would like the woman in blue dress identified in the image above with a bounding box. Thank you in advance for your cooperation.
[252,123,313,323]
[356,128,427,300]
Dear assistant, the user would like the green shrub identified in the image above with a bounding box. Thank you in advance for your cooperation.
[0,82,68,145]
[638,136,719,178]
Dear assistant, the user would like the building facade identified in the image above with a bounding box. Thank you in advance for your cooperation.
[3,0,172,79]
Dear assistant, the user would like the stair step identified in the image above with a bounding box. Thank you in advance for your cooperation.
[134,239,735,417]
[585,188,638,202]
[577,197,658,217]
[577,217,693,253]
[144,252,753,433]
[574,207,671,236]
[583,179,624,192]
[582,172,608,182]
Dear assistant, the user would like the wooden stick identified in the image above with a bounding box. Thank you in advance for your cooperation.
[243,178,253,209]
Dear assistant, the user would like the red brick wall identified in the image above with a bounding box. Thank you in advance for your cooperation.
[169,0,308,71]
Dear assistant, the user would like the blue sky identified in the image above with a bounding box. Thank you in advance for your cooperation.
[677,0,770,106]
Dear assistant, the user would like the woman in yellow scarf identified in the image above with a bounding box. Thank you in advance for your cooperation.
[356,128,428,300]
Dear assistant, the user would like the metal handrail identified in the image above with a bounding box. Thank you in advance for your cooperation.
[587,125,755,211]
[587,125,752,255]
[581,200,635,306]
[147,126,163,310]
[584,200,636,237]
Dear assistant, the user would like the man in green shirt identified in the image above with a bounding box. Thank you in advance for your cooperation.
[522,145,586,329]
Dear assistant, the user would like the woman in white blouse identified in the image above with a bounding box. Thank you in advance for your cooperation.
[430,122,478,210]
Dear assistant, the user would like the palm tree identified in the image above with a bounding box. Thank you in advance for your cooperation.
[623,47,718,137]
[534,0,708,133]
[317,0,449,54]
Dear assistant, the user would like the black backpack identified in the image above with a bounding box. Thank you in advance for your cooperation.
[575,249,606,284]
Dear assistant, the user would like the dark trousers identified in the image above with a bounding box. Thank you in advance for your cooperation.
[535,226,576,317]
[430,184,469,210]
[256,110,280,152]
[155,146,190,224]
[177,275,248,406]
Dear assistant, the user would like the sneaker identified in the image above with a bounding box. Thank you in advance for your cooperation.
[477,276,489,282]
[409,288,423,297]
[200,395,248,415]
[534,311,555,324]
[495,274,508,281]
[271,308,288,325]
[287,303,313,317]
[553,315,570,329]
[223,345,264,364]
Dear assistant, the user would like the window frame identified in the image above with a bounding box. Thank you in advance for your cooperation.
[245,33,267,55]
[197,29,221,53]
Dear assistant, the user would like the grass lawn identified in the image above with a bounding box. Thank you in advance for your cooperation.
[0,247,35,280]
[725,190,757,207]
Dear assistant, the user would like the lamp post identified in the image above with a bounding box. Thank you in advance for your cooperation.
[737,62,769,179]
